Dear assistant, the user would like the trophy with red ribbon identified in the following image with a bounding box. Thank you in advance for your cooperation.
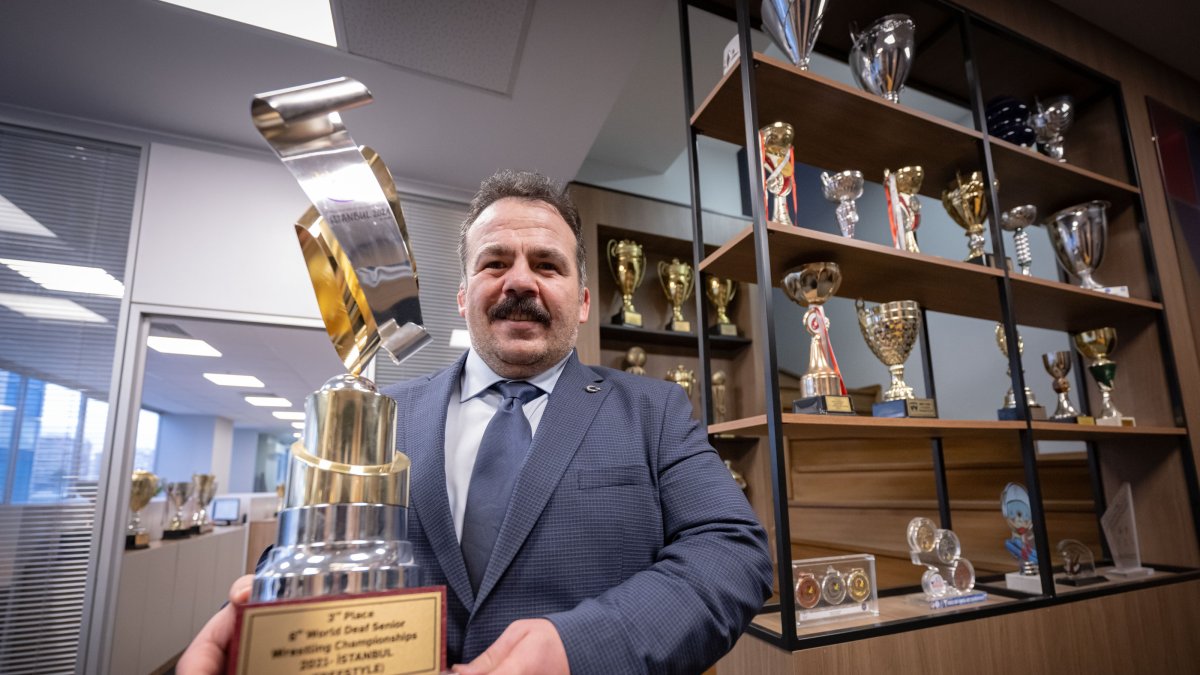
[760,122,797,227]
[782,263,854,415]
[884,166,923,253]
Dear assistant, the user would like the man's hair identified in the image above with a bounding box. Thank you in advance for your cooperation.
[459,170,587,287]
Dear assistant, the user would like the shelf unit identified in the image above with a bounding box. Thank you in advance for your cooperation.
[677,0,1200,655]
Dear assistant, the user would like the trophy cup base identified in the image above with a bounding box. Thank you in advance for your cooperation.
[125,532,150,550]
[1004,571,1044,594]
[874,399,938,418]
[1105,565,1154,579]
[793,395,855,415]
[611,310,642,327]
[1093,285,1130,298]
[1096,416,1136,427]
[964,252,999,267]
[198,522,214,535]
[710,323,739,337]
[1049,415,1096,424]
[997,405,1048,421]
[163,528,190,540]
[1056,574,1105,587]
[189,525,201,535]
[665,319,691,333]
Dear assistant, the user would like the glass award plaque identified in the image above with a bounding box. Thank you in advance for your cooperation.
[1000,483,1043,594]
[1100,483,1154,579]
[907,517,987,609]
[791,554,879,626]
[1056,539,1104,586]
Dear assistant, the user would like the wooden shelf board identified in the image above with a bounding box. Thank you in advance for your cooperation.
[693,54,983,200]
[789,498,1093,512]
[709,414,1025,441]
[1007,274,1161,331]
[988,136,1139,214]
[598,324,750,357]
[750,592,1020,639]
[1031,421,1186,442]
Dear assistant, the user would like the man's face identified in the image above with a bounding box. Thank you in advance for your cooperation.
[458,198,590,379]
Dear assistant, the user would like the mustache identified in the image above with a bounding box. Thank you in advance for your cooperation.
[488,295,551,325]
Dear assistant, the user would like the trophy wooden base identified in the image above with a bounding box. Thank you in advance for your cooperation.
[873,398,938,418]
[1096,285,1130,297]
[710,323,739,336]
[611,310,642,327]
[198,522,214,534]
[163,528,191,539]
[1048,415,1096,425]
[665,319,691,333]
[1096,416,1136,427]
[228,587,446,675]
[125,532,149,550]
[792,395,855,415]
[997,405,1048,420]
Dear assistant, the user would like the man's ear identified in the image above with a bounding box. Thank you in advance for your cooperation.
[577,286,590,323]
[457,282,467,318]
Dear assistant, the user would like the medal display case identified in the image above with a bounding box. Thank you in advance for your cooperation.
[651,0,1200,666]
[791,554,880,624]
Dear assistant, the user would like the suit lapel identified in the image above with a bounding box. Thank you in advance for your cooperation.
[404,352,475,610]
[473,353,609,609]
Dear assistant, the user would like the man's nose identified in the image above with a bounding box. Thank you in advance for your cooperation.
[501,258,538,294]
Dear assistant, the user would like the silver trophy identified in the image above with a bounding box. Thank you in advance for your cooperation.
[1042,351,1082,421]
[1045,200,1126,295]
[1000,205,1037,276]
[850,15,916,104]
[761,0,828,70]
[820,170,863,238]
[163,481,194,539]
[1029,96,1074,162]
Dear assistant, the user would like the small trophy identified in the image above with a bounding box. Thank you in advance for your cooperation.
[238,77,444,675]
[1030,95,1074,162]
[1072,327,1135,426]
[1000,205,1037,276]
[712,369,729,424]
[1101,483,1153,578]
[907,517,982,606]
[782,264,853,415]
[665,364,695,397]
[942,171,993,264]
[163,481,194,539]
[856,299,937,417]
[724,459,747,492]
[760,122,796,226]
[1045,200,1128,296]
[820,170,863,238]
[126,469,159,550]
[705,276,739,336]
[995,324,1046,420]
[883,166,923,253]
[1001,483,1042,593]
[1056,539,1104,586]
[191,473,217,534]
[608,239,646,326]
[659,258,695,333]
[622,346,647,375]
[1042,351,1091,423]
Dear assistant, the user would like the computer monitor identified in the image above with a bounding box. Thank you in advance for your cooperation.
[210,497,242,525]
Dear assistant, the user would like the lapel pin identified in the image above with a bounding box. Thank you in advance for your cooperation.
[585,384,601,393]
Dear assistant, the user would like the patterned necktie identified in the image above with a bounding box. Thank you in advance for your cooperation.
[461,380,543,593]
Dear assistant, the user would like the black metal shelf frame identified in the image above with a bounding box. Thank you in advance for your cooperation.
[677,0,1200,652]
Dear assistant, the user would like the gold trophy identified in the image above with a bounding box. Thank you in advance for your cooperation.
[1073,327,1135,426]
[760,121,795,226]
[942,171,994,264]
[126,470,159,550]
[238,77,444,674]
[190,473,217,534]
[623,346,647,375]
[725,459,748,492]
[706,276,739,336]
[856,299,937,417]
[883,166,924,253]
[659,258,695,333]
[995,324,1046,420]
[712,369,729,424]
[782,263,853,415]
[666,364,696,397]
[1042,351,1092,424]
[608,239,646,327]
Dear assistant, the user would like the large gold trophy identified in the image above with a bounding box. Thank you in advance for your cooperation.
[1073,327,1135,426]
[125,470,158,549]
[608,239,646,327]
[231,77,444,675]
[856,299,937,417]
[659,258,695,333]
[782,263,853,415]
[942,172,994,264]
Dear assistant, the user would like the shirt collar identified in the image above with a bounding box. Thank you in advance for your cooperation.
[460,348,571,403]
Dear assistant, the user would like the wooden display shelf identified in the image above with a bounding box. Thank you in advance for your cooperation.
[709,414,1025,441]
[599,324,750,357]
[749,592,1022,639]
[988,136,1140,213]
[1007,273,1161,331]
[1030,421,1186,442]
[692,54,982,200]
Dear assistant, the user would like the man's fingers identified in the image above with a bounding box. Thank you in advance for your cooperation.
[176,603,236,675]
[230,574,253,604]
[452,621,530,674]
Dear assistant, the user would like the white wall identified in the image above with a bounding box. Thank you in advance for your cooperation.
[227,429,260,494]
[154,413,233,483]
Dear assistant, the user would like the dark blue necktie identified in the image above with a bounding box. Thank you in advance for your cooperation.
[461,380,543,593]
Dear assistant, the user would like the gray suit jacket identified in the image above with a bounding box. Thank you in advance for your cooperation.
[382,351,772,674]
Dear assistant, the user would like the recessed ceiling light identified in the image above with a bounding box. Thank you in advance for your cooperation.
[156,0,338,47]
[245,396,292,407]
[0,195,57,238]
[0,258,124,298]
[0,293,107,323]
[291,421,305,429]
[147,336,221,357]
[272,411,306,420]
[203,373,265,388]
[292,431,302,438]
[449,329,472,348]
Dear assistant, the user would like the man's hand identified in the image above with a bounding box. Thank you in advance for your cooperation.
[176,574,253,675]
[451,618,569,675]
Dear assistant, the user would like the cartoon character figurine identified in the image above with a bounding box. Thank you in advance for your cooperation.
[1001,482,1038,574]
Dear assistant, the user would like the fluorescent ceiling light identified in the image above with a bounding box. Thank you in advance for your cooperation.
[157,0,337,47]
[245,396,292,407]
[292,431,302,438]
[0,293,107,323]
[0,404,14,412]
[0,195,56,238]
[147,336,221,357]
[0,258,124,298]
[203,373,265,387]
[449,329,472,348]
[291,422,305,429]
[272,411,306,420]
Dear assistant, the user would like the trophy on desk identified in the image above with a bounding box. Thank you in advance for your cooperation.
[942,171,993,264]
[608,239,646,326]
[126,469,159,550]
[856,299,937,417]
[1072,327,1135,426]
[995,324,1046,420]
[883,166,923,253]
[782,263,853,415]
[705,276,739,336]
[163,481,194,539]
[659,258,695,333]
[760,122,796,226]
[237,76,444,675]
[191,473,217,534]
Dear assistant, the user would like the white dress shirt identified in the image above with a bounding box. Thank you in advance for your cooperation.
[443,349,570,542]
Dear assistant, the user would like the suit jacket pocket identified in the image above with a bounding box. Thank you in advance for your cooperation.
[577,465,650,489]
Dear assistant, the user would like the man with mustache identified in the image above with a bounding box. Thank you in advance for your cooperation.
[179,170,772,675]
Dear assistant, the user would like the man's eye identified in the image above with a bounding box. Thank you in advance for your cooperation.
[482,260,505,269]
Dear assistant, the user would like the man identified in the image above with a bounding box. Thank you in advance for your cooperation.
[179,170,772,674]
